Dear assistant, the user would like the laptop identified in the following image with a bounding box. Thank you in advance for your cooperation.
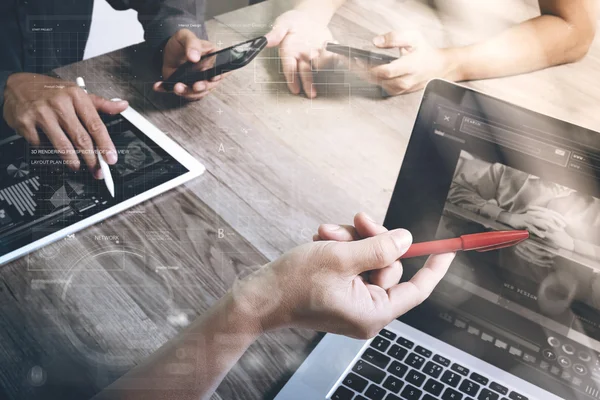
[275,79,600,400]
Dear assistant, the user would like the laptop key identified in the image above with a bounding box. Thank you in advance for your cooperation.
[400,384,422,400]
[342,372,368,393]
[371,336,392,352]
[458,379,480,396]
[470,372,489,386]
[383,375,404,394]
[423,396,438,400]
[365,384,387,400]
[442,387,464,400]
[355,396,368,400]
[434,354,451,367]
[414,345,433,358]
[385,394,401,400]
[380,329,397,341]
[406,369,426,387]
[363,348,391,369]
[423,361,444,378]
[331,385,354,400]
[388,344,408,361]
[441,370,461,387]
[397,337,414,349]
[353,360,386,384]
[388,361,409,378]
[478,389,499,400]
[490,382,508,395]
[424,378,445,396]
[451,363,470,376]
[405,353,426,369]
[508,392,528,400]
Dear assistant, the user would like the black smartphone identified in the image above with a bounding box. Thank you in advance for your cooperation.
[163,36,267,91]
[325,43,398,65]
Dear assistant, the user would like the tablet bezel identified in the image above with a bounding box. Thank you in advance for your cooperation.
[0,104,205,266]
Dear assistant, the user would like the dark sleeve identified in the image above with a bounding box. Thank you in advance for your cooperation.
[0,70,13,110]
[107,0,208,49]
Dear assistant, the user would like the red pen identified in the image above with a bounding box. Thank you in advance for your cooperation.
[400,230,529,259]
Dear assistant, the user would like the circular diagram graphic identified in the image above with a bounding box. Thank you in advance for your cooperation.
[58,246,176,368]
[7,161,30,178]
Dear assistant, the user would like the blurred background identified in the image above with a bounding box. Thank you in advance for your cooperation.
[85,0,263,59]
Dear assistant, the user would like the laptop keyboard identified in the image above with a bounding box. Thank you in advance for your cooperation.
[329,329,530,400]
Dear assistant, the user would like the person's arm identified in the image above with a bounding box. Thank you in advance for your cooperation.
[264,0,347,98]
[108,0,222,101]
[362,0,597,95]
[94,213,455,399]
[107,0,208,47]
[449,0,597,81]
[2,73,128,177]
[94,292,262,400]
[0,70,13,113]
[292,0,346,26]
[447,161,505,219]
[572,239,600,259]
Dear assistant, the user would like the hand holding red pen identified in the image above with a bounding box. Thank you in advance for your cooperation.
[314,212,458,288]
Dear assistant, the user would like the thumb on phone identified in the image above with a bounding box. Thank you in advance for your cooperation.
[373,31,421,50]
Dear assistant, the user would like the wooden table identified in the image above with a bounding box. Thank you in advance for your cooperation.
[1,1,599,399]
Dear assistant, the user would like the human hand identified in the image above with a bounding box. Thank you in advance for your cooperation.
[514,240,556,268]
[233,217,455,339]
[544,229,575,251]
[313,212,404,291]
[3,73,128,178]
[265,10,335,98]
[352,31,455,96]
[498,206,567,238]
[154,29,224,101]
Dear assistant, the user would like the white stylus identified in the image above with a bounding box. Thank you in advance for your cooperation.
[76,77,115,198]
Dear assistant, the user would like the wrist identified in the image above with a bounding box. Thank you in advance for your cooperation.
[497,211,512,226]
[229,264,292,333]
[220,291,266,339]
[441,47,468,82]
[295,0,336,26]
[566,237,576,252]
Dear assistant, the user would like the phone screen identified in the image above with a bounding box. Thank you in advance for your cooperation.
[189,40,255,74]
[165,37,266,87]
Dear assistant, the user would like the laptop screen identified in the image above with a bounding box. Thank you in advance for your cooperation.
[385,80,600,400]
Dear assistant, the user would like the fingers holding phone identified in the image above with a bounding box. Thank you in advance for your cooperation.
[328,31,459,96]
[154,29,224,101]
[155,35,267,101]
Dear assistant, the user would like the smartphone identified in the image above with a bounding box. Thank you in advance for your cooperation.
[163,36,267,91]
[325,43,398,65]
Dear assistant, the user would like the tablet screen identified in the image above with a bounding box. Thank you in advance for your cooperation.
[385,80,600,400]
[0,113,190,263]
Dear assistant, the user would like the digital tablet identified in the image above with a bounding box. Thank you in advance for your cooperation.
[0,106,205,266]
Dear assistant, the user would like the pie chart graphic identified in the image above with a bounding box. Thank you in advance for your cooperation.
[7,161,30,178]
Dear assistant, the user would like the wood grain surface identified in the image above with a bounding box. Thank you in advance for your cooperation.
[1,0,600,399]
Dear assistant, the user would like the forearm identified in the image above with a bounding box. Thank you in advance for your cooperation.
[294,0,346,25]
[446,12,596,82]
[95,292,263,400]
[448,183,501,219]
[572,239,600,260]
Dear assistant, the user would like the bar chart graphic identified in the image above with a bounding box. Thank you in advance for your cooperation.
[0,177,41,216]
